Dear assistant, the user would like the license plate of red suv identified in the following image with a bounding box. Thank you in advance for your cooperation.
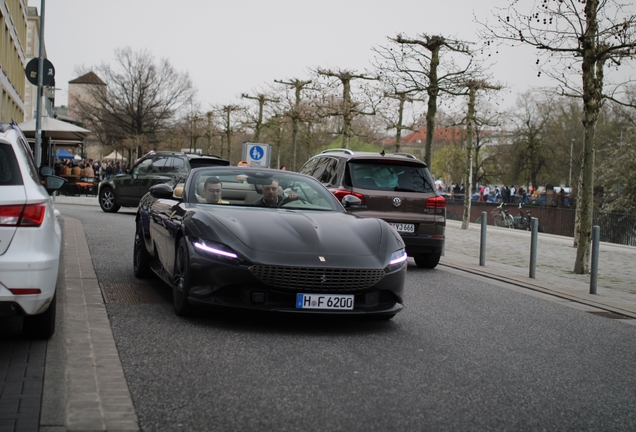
[390,223,415,233]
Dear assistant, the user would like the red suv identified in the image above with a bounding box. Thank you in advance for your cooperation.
[299,149,445,268]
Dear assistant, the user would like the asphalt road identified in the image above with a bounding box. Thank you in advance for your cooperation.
[57,204,636,431]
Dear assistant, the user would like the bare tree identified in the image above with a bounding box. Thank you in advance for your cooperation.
[74,47,195,160]
[316,68,379,149]
[461,79,502,229]
[274,79,313,170]
[373,56,425,152]
[241,91,279,144]
[212,105,242,162]
[373,34,473,166]
[509,92,555,189]
[479,0,636,273]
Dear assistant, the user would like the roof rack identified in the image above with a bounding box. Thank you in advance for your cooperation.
[390,152,417,159]
[320,148,354,155]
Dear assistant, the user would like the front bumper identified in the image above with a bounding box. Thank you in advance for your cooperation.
[185,239,406,316]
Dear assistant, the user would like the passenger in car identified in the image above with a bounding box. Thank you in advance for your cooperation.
[253,179,298,207]
[201,176,229,204]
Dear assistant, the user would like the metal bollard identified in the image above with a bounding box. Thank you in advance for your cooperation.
[529,217,538,278]
[590,225,600,294]
[479,211,487,266]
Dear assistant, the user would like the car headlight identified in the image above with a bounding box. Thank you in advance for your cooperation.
[386,248,407,272]
[193,239,239,261]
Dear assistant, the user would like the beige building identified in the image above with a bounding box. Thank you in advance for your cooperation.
[53,71,107,160]
[0,0,28,123]
[67,71,107,118]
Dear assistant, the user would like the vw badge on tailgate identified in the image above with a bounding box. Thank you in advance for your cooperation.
[392,197,402,207]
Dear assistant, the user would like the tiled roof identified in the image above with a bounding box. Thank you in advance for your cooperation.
[69,72,106,85]
[384,128,466,145]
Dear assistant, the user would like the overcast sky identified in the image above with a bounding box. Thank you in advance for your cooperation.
[29,0,634,113]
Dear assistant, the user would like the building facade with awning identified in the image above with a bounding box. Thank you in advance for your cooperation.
[18,116,91,165]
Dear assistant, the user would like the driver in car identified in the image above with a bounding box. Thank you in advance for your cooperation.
[254,179,298,207]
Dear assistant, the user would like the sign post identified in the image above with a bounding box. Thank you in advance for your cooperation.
[242,142,272,168]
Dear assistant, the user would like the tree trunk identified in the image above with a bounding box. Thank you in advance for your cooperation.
[573,0,602,275]
[461,87,476,230]
[572,156,585,248]
[425,45,440,167]
[395,96,406,153]
[342,78,352,149]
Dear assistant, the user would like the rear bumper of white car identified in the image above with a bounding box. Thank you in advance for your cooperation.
[0,218,61,316]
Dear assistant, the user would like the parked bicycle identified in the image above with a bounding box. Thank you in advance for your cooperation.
[492,202,515,228]
[513,203,532,230]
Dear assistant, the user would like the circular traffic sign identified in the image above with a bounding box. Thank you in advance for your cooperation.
[25,58,55,86]
[250,145,264,161]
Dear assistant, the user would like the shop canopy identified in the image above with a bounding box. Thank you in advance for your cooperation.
[18,117,91,143]
[57,148,74,159]
[103,151,127,161]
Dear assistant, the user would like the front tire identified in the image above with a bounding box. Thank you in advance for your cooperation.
[414,252,441,269]
[133,219,152,278]
[506,214,515,228]
[172,237,193,316]
[493,214,504,227]
[99,188,121,213]
[22,294,56,340]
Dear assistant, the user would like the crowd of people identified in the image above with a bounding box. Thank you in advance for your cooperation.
[441,182,570,206]
[54,158,130,181]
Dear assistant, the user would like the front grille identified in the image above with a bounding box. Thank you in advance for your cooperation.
[249,265,385,292]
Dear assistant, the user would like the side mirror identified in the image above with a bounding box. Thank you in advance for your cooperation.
[39,166,55,177]
[341,194,362,208]
[44,175,67,193]
[149,183,176,199]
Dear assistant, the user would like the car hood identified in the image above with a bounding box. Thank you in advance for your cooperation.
[195,206,384,257]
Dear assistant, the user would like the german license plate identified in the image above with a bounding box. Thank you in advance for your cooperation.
[390,223,415,233]
[296,294,354,310]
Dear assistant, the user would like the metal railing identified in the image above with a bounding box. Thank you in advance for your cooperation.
[446,201,636,247]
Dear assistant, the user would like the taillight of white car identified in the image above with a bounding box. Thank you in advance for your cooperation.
[0,203,46,226]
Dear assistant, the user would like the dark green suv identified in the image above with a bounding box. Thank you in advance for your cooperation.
[98,151,229,212]
[299,149,446,268]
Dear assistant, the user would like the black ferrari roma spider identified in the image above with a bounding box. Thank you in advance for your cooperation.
[134,167,407,319]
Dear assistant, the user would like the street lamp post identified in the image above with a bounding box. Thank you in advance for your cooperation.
[34,0,46,166]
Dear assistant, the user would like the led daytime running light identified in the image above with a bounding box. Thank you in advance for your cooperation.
[389,250,408,265]
[194,241,238,259]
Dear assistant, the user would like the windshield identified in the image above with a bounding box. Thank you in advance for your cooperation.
[187,168,341,211]
[349,161,435,193]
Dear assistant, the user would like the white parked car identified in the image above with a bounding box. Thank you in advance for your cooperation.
[0,122,66,339]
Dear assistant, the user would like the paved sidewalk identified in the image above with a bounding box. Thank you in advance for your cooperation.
[442,219,636,318]
[40,214,139,431]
